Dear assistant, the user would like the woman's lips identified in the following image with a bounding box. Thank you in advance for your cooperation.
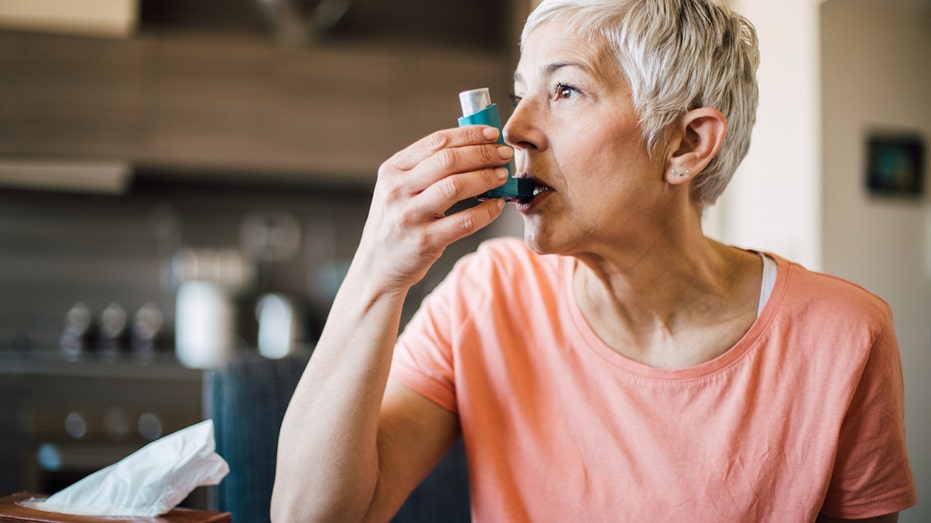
[515,175,552,211]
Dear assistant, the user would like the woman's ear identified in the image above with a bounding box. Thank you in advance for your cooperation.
[665,107,727,185]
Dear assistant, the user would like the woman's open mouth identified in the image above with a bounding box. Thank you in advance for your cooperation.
[514,175,552,210]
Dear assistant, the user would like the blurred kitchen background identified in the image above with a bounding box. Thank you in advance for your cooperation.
[0,0,928,521]
[0,0,525,511]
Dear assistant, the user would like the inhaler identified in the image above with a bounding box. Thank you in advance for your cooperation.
[458,88,534,203]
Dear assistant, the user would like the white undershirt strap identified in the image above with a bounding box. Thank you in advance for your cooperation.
[758,253,777,316]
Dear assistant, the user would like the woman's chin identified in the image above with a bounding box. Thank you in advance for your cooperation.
[521,225,558,256]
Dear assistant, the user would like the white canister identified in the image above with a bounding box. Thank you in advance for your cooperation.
[175,280,236,368]
[256,293,302,359]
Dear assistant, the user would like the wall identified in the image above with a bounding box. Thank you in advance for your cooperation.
[711,0,822,269]
[820,1,931,520]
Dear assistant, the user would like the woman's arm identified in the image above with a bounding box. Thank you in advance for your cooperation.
[270,125,510,523]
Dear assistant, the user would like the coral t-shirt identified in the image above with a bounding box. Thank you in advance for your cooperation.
[391,238,916,522]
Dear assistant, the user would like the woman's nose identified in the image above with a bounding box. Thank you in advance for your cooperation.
[502,99,543,151]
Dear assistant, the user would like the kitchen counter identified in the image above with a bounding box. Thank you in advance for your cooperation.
[0,349,203,382]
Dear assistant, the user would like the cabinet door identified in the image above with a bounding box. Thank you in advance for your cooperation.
[0,31,147,159]
[1,30,512,185]
[142,37,404,184]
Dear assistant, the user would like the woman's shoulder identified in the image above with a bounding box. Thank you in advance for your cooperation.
[771,254,893,326]
[441,237,566,300]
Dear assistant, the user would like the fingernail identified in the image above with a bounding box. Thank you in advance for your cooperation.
[483,127,499,140]
[496,167,509,180]
[498,146,514,160]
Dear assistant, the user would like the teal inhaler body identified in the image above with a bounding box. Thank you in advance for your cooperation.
[457,88,534,203]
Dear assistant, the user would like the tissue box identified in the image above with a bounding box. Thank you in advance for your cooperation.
[0,493,232,523]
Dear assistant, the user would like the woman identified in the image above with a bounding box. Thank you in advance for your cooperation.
[271,1,916,521]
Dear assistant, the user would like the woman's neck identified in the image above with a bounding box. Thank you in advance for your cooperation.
[572,236,762,369]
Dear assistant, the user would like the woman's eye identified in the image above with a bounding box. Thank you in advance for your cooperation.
[554,83,578,100]
[509,92,523,107]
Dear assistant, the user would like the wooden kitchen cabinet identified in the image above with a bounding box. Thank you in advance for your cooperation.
[0,29,512,186]
[0,31,148,161]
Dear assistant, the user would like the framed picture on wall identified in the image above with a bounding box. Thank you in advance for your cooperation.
[865,132,925,197]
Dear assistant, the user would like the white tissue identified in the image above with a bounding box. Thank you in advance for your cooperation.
[24,419,229,517]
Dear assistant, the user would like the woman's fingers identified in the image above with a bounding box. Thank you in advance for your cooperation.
[416,164,509,212]
[387,125,501,173]
[361,196,504,288]
[376,125,512,217]
[358,125,513,291]
[391,142,512,207]
[427,198,506,246]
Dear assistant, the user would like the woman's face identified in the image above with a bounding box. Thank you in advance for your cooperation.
[504,19,671,257]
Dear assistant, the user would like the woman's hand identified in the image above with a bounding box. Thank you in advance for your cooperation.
[356,124,512,293]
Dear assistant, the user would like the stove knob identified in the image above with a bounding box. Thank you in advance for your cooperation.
[99,303,128,352]
[60,303,92,356]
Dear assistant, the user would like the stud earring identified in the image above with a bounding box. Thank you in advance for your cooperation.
[672,169,691,177]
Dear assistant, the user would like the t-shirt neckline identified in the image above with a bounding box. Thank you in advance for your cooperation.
[562,252,786,381]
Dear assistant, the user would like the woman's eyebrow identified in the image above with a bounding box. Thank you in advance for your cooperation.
[543,61,582,75]
[513,61,587,84]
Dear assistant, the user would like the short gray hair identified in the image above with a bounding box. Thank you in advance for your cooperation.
[522,0,760,208]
